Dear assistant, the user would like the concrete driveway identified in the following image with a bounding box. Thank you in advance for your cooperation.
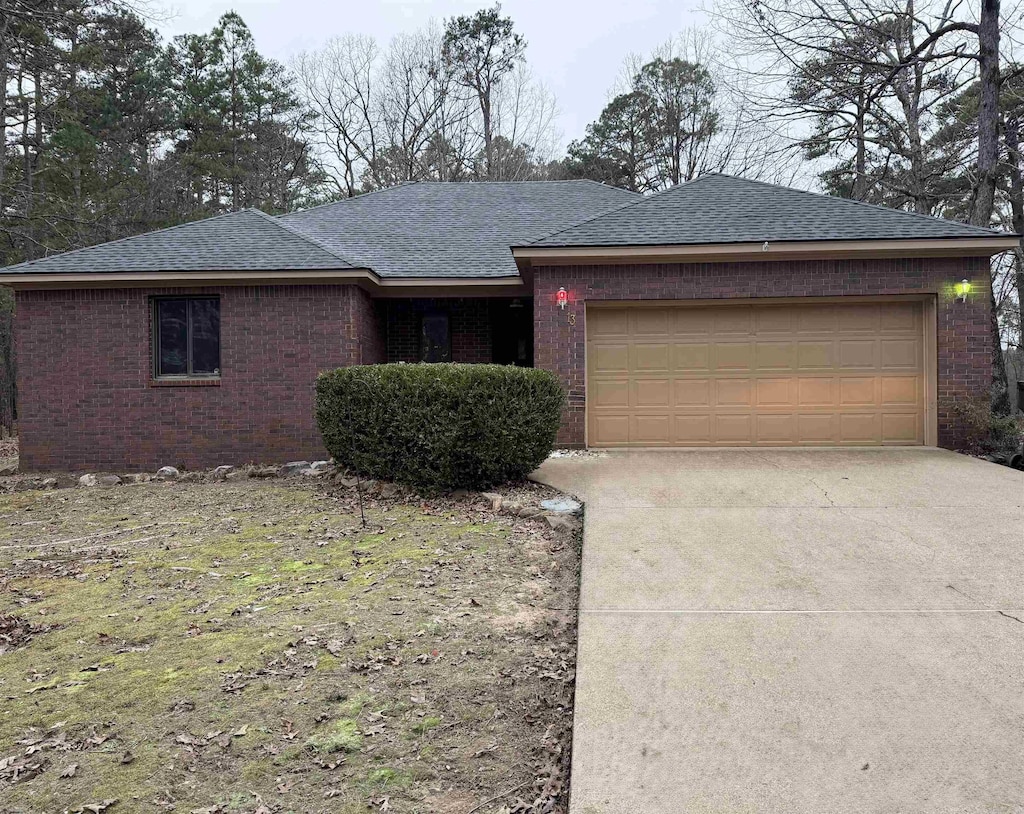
[533,448,1024,814]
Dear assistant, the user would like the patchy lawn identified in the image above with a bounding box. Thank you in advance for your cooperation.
[0,474,580,814]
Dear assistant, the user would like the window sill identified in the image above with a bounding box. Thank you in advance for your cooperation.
[150,378,222,387]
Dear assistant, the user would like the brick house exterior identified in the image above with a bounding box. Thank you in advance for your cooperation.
[15,285,383,470]
[533,256,993,448]
[3,176,1016,470]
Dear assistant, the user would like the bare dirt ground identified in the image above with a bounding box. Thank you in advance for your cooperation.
[0,470,581,814]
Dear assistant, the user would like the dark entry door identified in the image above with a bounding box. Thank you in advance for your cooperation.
[491,299,533,367]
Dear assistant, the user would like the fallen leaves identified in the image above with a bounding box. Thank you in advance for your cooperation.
[0,612,57,653]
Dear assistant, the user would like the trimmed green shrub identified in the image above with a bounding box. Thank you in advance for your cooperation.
[315,363,565,490]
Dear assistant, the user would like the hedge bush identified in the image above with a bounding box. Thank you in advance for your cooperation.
[950,395,1024,459]
[315,363,565,490]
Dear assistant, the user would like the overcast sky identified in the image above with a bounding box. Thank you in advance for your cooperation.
[155,0,709,149]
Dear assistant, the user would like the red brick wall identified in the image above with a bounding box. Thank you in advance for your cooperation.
[385,298,492,363]
[15,284,383,471]
[532,256,993,448]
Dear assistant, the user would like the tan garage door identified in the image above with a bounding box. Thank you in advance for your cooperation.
[586,300,926,446]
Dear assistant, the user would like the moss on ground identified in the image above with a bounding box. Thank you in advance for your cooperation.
[0,477,578,813]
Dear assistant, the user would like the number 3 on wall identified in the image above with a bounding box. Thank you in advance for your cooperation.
[567,312,576,326]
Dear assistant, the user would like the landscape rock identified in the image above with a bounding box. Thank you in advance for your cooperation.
[379,482,400,499]
[359,479,379,496]
[308,460,332,474]
[279,461,311,477]
[516,505,542,518]
[251,466,279,479]
[502,499,523,515]
[0,462,17,476]
[123,473,151,484]
[211,465,235,480]
[97,475,122,487]
[481,492,503,511]
[451,488,470,499]
[544,513,576,533]
[154,466,180,481]
[39,478,58,490]
[334,474,360,488]
[78,474,99,488]
[540,497,582,515]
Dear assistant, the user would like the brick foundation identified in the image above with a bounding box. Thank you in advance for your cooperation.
[15,285,382,471]
[532,257,993,448]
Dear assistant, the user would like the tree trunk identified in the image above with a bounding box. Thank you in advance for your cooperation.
[972,0,1010,413]
[853,84,867,199]
[971,0,1000,228]
[1005,113,1024,358]
[481,90,493,180]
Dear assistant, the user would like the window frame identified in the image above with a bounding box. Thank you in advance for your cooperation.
[151,295,222,380]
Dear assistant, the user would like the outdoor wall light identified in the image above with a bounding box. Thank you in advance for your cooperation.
[954,279,971,302]
[556,287,568,309]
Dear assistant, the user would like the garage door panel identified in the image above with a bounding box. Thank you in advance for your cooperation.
[591,343,630,374]
[882,413,921,443]
[756,306,797,333]
[587,301,925,447]
[756,341,796,370]
[881,338,920,369]
[588,308,628,337]
[591,379,630,408]
[714,308,754,335]
[839,413,881,443]
[798,378,835,406]
[673,344,710,371]
[713,343,754,371]
[797,306,837,333]
[673,309,713,335]
[880,302,921,332]
[756,378,794,406]
[714,414,753,443]
[633,343,670,371]
[839,377,877,406]
[716,379,752,406]
[797,413,837,443]
[632,308,671,336]
[632,414,672,444]
[674,414,712,443]
[881,376,919,405]
[838,304,880,333]
[674,379,711,406]
[634,379,671,407]
[757,413,796,443]
[797,341,834,368]
[591,414,630,445]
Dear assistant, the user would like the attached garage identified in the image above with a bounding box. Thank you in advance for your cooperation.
[586,299,935,447]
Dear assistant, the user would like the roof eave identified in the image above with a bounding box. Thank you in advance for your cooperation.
[512,236,1021,265]
[0,267,527,295]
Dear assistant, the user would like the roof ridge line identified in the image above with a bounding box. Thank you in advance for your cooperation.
[249,208,363,268]
[281,182,420,218]
[0,208,256,272]
[709,172,1002,236]
[525,175,714,246]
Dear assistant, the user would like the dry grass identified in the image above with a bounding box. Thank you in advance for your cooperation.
[0,475,580,814]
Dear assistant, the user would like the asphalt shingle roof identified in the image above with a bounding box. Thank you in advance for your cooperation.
[0,208,358,274]
[1,175,1010,279]
[279,181,640,278]
[528,173,1006,247]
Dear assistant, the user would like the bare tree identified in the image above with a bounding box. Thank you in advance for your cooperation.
[291,35,379,197]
